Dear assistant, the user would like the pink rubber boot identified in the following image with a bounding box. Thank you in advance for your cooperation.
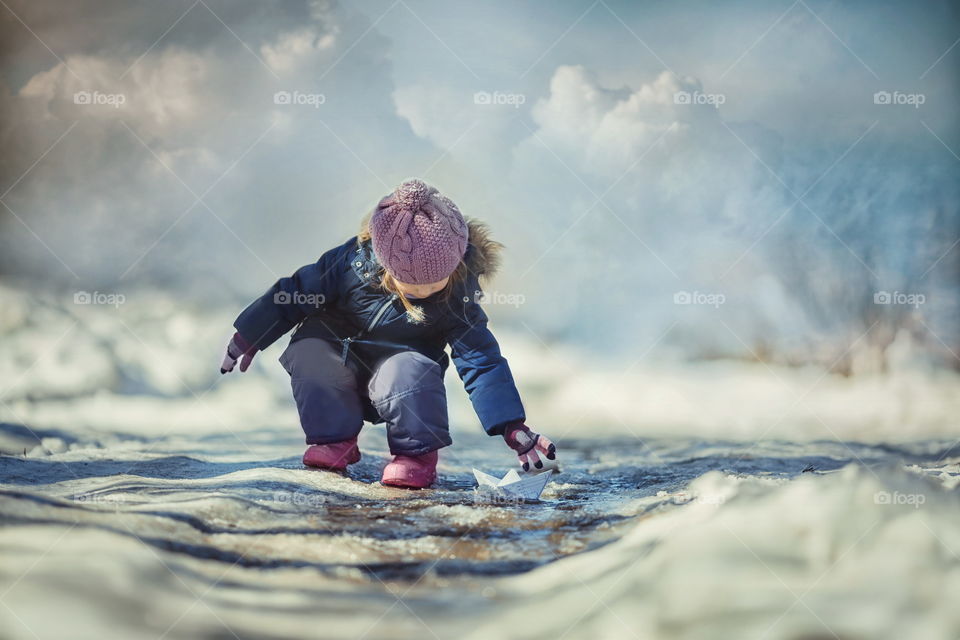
[303,437,361,471]
[381,450,438,489]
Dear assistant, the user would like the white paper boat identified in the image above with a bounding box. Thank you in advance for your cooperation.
[472,468,552,501]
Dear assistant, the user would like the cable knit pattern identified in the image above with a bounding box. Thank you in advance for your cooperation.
[370,178,469,284]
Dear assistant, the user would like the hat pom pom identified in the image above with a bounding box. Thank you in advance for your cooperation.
[394,178,432,212]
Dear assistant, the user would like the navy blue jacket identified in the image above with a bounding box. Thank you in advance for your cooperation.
[233,231,525,436]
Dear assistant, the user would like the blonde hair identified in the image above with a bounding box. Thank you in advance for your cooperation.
[358,215,470,324]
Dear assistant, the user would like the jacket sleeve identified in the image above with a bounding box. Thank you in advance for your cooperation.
[233,240,348,350]
[445,287,526,436]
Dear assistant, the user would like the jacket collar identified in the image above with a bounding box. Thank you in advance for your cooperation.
[351,238,381,286]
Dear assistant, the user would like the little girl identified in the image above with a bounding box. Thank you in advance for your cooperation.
[220,178,556,489]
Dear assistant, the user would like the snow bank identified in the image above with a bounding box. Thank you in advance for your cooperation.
[2,282,958,443]
[495,328,960,441]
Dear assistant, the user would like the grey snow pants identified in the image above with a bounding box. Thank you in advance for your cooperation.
[279,338,452,456]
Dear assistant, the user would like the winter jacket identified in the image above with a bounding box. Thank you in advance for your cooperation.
[233,221,526,436]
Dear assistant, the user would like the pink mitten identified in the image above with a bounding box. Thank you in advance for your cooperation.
[220,332,257,374]
[502,422,557,471]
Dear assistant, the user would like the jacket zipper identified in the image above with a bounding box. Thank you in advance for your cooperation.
[340,294,398,365]
[365,294,397,332]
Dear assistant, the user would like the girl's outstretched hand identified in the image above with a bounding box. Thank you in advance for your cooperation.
[220,332,258,374]
[502,422,556,472]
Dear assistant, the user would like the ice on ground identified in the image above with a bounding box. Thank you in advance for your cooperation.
[2,426,959,640]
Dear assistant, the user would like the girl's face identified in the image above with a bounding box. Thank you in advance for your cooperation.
[394,277,450,299]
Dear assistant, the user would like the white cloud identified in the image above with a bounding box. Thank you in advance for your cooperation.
[261,27,338,74]
[0,1,403,286]
[524,65,731,178]
[19,51,217,135]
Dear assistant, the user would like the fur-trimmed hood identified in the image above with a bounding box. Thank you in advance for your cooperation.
[463,218,503,280]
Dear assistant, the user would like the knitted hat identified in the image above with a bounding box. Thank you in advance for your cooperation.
[369,178,469,284]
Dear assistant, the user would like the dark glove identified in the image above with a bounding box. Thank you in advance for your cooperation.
[502,421,556,471]
[220,332,257,374]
